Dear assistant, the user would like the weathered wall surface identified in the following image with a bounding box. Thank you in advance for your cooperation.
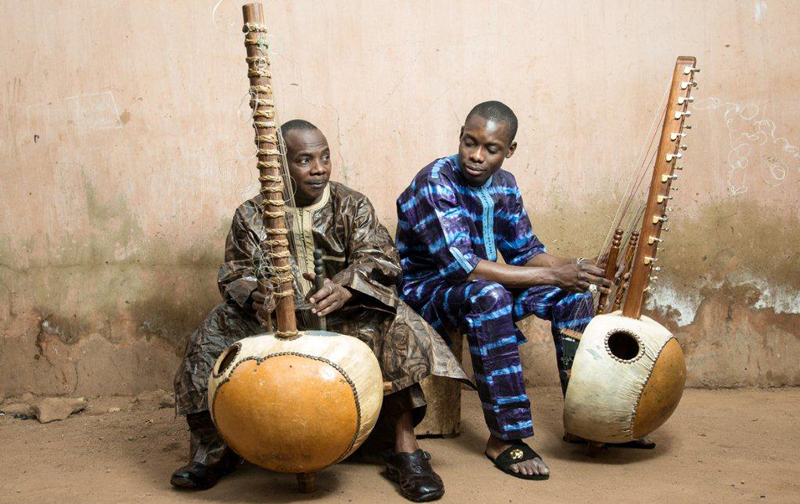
[1,0,798,397]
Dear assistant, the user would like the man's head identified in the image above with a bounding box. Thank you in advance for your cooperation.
[457,101,518,186]
[280,119,331,206]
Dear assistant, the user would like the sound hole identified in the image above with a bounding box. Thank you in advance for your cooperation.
[607,331,640,361]
[216,343,241,376]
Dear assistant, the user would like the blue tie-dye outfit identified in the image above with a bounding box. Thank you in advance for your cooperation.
[396,155,594,440]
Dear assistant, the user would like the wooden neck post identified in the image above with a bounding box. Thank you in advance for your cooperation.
[242,3,297,338]
[622,56,698,319]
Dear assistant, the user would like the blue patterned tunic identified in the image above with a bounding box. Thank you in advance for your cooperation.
[397,155,546,301]
[396,155,594,440]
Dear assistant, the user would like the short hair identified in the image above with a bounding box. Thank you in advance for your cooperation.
[280,119,319,138]
[465,101,518,143]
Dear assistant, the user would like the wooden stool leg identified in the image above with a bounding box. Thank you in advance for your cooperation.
[296,472,316,493]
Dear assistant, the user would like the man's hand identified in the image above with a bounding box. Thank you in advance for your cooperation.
[593,251,609,269]
[251,289,275,326]
[590,252,626,284]
[552,263,613,294]
[302,273,353,317]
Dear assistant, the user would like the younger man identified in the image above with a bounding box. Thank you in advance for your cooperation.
[396,101,614,479]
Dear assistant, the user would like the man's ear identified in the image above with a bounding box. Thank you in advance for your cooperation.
[459,126,465,140]
[506,141,517,159]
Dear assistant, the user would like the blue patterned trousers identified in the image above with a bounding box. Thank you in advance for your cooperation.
[417,279,594,440]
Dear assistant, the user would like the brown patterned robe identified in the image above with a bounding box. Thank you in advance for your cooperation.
[174,181,468,419]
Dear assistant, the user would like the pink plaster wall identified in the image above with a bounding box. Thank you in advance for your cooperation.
[1,0,798,396]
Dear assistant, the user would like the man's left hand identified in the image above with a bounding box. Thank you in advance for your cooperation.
[302,273,353,316]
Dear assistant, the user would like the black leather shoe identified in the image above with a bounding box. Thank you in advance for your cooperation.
[170,454,241,490]
[385,449,445,502]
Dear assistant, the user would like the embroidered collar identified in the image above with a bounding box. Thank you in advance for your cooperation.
[452,156,497,261]
[290,184,330,212]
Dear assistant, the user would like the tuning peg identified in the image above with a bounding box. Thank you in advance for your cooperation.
[670,132,687,141]
[671,187,679,191]
[657,195,673,203]
[662,226,670,231]
[667,207,674,212]
[666,152,683,162]
[678,96,695,105]
[662,174,679,182]
[674,111,692,119]
[650,276,659,281]
[680,145,688,151]
[652,215,669,224]
[644,256,659,265]
[684,124,692,129]
[680,81,698,90]
[683,66,700,74]
[648,236,663,245]
[653,266,662,272]
[675,165,684,170]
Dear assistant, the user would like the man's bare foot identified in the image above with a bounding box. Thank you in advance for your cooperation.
[485,434,549,477]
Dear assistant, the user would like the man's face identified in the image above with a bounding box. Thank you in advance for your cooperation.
[457,114,517,186]
[284,128,331,206]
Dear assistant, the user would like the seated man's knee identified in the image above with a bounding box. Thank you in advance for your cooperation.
[468,280,512,314]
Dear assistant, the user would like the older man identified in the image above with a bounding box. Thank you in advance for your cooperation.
[172,120,466,502]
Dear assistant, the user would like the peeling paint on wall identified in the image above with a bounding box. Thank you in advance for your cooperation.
[647,282,704,327]
[648,276,800,328]
[754,0,768,24]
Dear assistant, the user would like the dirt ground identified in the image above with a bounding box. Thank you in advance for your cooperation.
[1,387,798,503]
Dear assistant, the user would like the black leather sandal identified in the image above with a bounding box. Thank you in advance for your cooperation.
[485,442,549,480]
[170,452,241,490]
[385,449,445,502]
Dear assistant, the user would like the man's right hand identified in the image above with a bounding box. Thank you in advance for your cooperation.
[251,290,274,325]
[552,263,613,294]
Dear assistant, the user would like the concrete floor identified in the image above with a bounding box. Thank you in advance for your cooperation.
[1,387,798,503]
